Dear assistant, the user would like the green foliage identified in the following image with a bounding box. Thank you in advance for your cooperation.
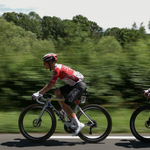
[95,36,122,53]
[3,12,103,45]
[1,12,150,111]
[0,17,37,52]
[42,16,66,41]
[115,38,150,107]
[3,11,148,48]
[104,27,140,47]
[0,17,55,110]
[2,12,43,39]
[87,36,123,104]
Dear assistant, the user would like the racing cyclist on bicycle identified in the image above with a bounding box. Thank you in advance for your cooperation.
[32,53,87,136]
[143,89,150,99]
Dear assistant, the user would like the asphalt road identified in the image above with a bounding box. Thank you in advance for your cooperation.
[1,134,150,150]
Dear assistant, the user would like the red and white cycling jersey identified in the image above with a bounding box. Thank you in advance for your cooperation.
[50,64,84,86]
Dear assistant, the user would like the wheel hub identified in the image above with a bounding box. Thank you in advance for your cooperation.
[145,121,150,129]
[33,119,42,128]
[88,120,97,128]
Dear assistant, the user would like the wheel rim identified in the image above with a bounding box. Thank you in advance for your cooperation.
[19,105,56,141]
[77,106,112,142]
[131,106,150,142]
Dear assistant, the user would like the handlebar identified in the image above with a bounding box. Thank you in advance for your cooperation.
[33,93,52,105]
[36,97,47,105]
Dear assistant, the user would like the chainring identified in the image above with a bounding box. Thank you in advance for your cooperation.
[64,124,75,133]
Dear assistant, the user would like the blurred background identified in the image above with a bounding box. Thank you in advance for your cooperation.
[1,12,150,133]
[1,12,150,112]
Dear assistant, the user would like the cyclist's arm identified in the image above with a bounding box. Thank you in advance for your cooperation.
[39,82,55,94]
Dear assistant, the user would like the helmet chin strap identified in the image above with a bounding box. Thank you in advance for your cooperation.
[47,61,56,71]
[48,62,52,71]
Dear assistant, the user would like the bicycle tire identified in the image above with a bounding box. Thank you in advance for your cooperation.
[18,104,56,142]
[130,104,150,143]
[77,104,112,143]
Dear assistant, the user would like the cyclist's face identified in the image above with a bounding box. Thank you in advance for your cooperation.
[44,61,50,69]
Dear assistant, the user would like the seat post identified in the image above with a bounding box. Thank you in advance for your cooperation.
[76,100,80,105]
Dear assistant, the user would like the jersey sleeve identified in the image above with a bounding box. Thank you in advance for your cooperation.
[50,68,60,84]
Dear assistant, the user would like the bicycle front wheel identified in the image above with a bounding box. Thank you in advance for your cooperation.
[19,104,56,142]
[77,104,112,143]
[130,104,150,143]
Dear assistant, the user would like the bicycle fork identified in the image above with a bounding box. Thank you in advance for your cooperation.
[35,103,48,126]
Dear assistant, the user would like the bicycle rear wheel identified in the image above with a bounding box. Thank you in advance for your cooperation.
[77,104,112,143]
[130,104,150,143]
[19,104,56,142]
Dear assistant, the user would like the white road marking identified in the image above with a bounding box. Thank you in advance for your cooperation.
[50,135,137,139]
[107,136,136,139]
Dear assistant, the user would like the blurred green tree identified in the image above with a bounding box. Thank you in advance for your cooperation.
[3,12,43,39]
[42,16,66,41]
[104,27,140,47]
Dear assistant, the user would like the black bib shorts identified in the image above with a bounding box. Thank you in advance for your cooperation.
[59,81,87,105]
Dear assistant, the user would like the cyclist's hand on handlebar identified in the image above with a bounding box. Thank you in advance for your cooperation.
[32,91,43,99]
[142,89,150,101]
[142,89,150,96]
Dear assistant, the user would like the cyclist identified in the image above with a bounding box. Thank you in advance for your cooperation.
[32,53,87,136]
[143,89,150,98]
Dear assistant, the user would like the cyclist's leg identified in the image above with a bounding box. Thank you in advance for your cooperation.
[63,81,87,136]
[55,84,75,119]
[64,81,87,106]
[55,82,87,136]
[55,88,64,107]
[55,84,73,108]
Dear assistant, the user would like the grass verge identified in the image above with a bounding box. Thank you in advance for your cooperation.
[0,108,135,133]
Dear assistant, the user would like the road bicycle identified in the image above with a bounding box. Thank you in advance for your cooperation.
[130,92,150,143]
[18,89,112,143]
